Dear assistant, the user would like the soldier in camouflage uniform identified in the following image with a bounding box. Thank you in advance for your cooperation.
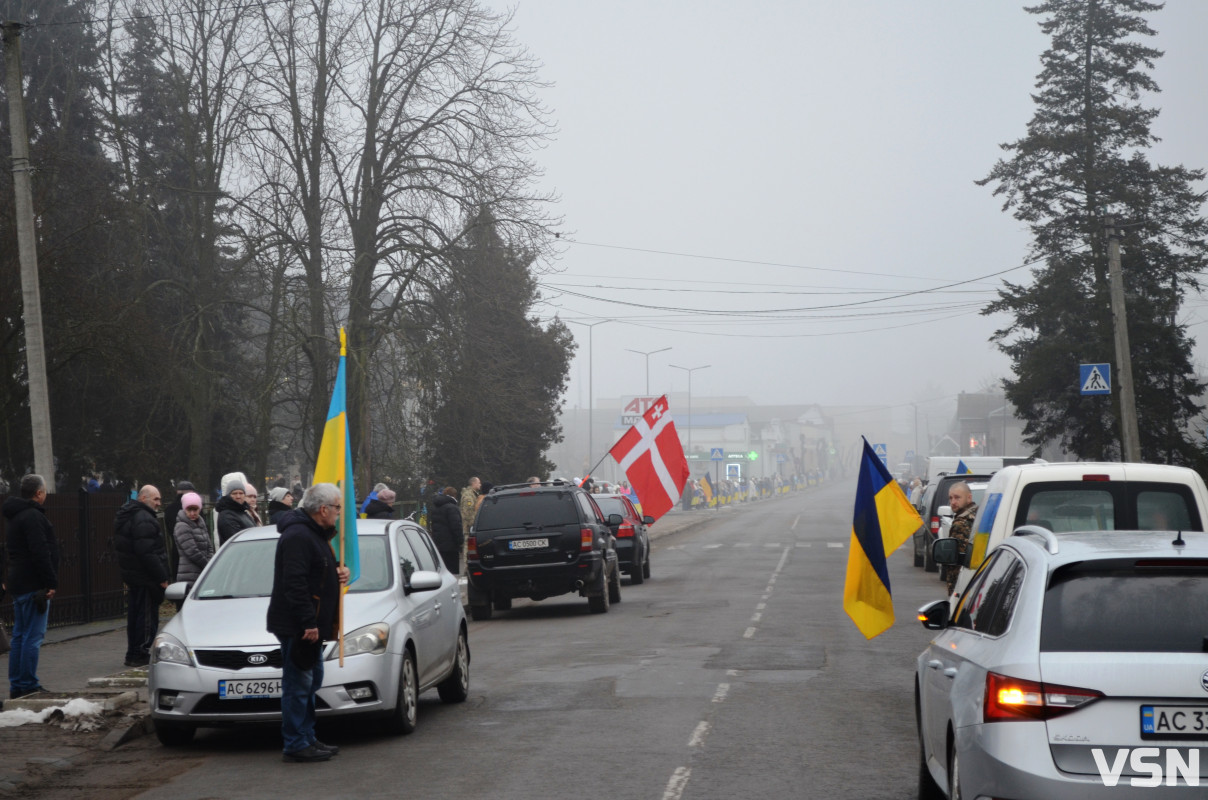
[944,482,978,596]
[458,477,481,574]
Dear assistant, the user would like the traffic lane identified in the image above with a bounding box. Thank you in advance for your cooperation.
[126,494,799,799]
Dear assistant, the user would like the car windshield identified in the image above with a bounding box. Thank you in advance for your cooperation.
[476,493,577,530]
[194,535,390,599]
[1021,488,1115,532]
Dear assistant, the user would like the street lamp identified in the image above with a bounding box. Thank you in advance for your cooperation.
[624,346,671,395]
[669,363,710,456]
[566,318,611,470]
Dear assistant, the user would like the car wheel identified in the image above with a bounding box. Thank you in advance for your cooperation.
[642,552,651,580]
[629,547,645,585]
[154,720,195,747]
[608,561,622,603]
[913,537,924,568]
[385,650,419,735]
[916,692,943,799]
[493,595,512,611]
[947,738,962,800]
[437,629,470,704]
[588,567,610,614]
[924,534,938,572]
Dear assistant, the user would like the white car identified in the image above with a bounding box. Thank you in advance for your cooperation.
[149,519,469,745]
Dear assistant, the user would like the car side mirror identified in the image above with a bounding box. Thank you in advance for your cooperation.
[607,513,623,526]
[407,570,442,595]
[931,537,967,566]
[642,516,655,526]
[165,581,189,601]
[938,505,953,518]
[917,599,950,630]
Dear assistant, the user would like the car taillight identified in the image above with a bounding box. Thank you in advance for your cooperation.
[1083,474,1111,482]
[617,523,634,538]
[930,516,940,535]
[466,535,478,559]
[580,528,593,551]
[984,672,1102,722]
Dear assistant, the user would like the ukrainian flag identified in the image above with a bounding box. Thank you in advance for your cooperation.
[844,438,922,639]
[313,328,359,584]
[956,459,971,475]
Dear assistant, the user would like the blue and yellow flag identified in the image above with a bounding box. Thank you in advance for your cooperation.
[956,459,971,475]
[313,328,359,585]
[844,438,923,639]
[699,473,715,506]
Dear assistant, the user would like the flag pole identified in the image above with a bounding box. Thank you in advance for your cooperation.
[584,451,611,480]
[338,478,345,667]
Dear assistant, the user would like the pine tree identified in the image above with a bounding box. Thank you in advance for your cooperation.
[979,0,1208,462]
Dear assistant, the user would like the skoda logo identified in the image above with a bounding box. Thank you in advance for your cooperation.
[247,653,269,665]
[1201,670,1208,693]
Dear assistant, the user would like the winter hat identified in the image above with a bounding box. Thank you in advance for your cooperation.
[220,471,248,496]
[378,489,396,504]
[176,480,196,492]
[269,487,289,503]
[181,492,203,510]
[225,479,247,496]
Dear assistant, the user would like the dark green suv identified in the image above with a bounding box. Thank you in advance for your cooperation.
[466,481,621,619]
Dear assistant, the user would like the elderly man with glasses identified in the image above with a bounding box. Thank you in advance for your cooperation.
[266,483,350,763]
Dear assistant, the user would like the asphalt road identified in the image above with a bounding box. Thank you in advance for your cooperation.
[30,480,953,800]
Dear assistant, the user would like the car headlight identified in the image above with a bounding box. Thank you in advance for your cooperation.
[152,633,192,666]
[329,622,390,659]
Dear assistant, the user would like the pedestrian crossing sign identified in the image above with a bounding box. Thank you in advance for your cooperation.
[1080,363,1111,396]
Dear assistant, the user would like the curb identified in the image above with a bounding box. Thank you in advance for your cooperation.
[99,715,153,752]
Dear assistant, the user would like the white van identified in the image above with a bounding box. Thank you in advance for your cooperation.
[924,456,1034,483]
[948,462,1208,599]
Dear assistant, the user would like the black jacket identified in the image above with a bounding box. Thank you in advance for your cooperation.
[429,493,463,551]
[113,499,170,587]
[3,496,59,596]
[216,494,255,544]
[364,499,395,520]
[266,509,339,641]
[267,500,292,526]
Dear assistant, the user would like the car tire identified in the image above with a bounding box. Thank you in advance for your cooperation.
[924,534,938,572]
[469,602,492,621]
[629,547,645,585]
[947,738,962,800]
[588,567,610,614]
[437,629,470,704]
[385,650,419,735]
[916,692,943,800]
[493,595,512,611]
[608,561,622,603]
[642,553,651,580]
[913,537,924,568]
[154,720,195,747]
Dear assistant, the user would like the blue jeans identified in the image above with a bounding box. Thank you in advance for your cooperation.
[9,592,50,694]
[279,637,325,753]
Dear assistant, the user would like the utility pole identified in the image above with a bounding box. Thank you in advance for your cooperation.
[4,23,55,489]
[1105,217,1141,462]
[625,346,671,395]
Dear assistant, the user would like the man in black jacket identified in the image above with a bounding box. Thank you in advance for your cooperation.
[266,483,350,763]
[114,485,169,667]
[4,474,59,698]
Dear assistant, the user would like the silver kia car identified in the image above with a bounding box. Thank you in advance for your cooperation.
[917,527,1208,797]
[149,519,469,745]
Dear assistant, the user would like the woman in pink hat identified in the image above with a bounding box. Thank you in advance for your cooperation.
[173,492,215,605]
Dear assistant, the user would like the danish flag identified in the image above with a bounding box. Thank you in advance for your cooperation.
[608,395,690,521]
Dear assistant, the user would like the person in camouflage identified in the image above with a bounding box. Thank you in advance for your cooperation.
[458,477,481,574]
[944,481,978,596]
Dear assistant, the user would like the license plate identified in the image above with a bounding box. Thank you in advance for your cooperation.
[509,538,548,550]
[1141,705,1208,738]
[219,679,282,699]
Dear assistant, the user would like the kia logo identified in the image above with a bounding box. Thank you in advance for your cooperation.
[1201,670,1208,693]
[247,653,269,665]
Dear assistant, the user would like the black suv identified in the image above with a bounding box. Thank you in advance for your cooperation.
[466,481,621,619]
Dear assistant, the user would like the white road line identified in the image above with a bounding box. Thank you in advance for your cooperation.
[774,546,791,574]
[662,767,692,800]
[827,542,844,548]
[688,721,711,747]
[791,514,800,530]
[756,602,766,610]
[726,669,740,677]
[750,612,762,623]
[743,626,757,638]
[712,683,731,703]
[704,544,723,549]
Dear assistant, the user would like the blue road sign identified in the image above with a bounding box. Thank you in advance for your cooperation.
[710,447,724,460]
[776,454,788,463]
[905,450,914,460]
[1080,363,1111,396]
[872,442,888,465]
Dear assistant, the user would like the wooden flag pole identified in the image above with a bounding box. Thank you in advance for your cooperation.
[338,479,345,667]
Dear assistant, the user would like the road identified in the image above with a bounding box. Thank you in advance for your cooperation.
[29,480,951,800]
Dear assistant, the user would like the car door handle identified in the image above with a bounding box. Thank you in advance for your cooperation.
[943,668,958,679]
[434,602,441,613]
[927,660,943,670]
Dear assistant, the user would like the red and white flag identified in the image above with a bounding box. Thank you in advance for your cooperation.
[608,395,690,521]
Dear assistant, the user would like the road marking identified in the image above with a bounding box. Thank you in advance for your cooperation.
[764,542,782,548]
[774,545,791,574]
[756,602,766,610]
[712,683,730,703]
[791,514,800,530]
[743,626,757,638]
[726,669,740,677]
[761,594,769,601]
[704,544,723,549]
[750,612,762,623]
[662,767,691,800]
[827,542,844,548]
[688,721,711,747]
[666,545,684,550]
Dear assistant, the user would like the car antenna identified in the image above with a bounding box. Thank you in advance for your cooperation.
[1172,530,1186,547]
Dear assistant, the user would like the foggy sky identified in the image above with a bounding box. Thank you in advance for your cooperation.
[486,1,1208,415]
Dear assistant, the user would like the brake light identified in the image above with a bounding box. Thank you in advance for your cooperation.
[617,523,635,538]
[984,672,1102,722]
[930,516,940,535]
[466,535,478,559]
[1082,474,1111,482]
[581,528,593,551]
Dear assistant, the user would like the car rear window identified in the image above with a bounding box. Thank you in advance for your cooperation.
[594,497,629,517]
[195,536,390,598]
[1041,563,1208,653]
[475,492,578,531]
[1020,488,1115,532]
